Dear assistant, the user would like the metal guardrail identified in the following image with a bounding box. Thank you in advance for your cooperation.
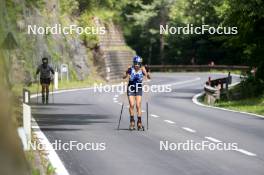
[149,65,249,72]
[203,74,232,105]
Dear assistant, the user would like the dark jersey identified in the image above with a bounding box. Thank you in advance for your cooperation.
[36,64,54,79]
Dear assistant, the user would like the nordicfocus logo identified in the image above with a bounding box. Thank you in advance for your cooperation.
[29,140,106,151]
[160,140,238,151]
[27,24,106,35]
[160,24,238,35]
[93,82,172,93]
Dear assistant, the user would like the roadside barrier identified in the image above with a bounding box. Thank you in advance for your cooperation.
[18,89,32,150]
[23,88,31,104]
[22,103,31,150]
[204,73,232,105]
[150,65,249,72]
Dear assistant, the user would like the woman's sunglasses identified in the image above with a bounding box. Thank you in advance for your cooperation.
[133,62,141,66]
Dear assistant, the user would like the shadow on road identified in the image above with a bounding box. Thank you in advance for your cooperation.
[31,103,94,107]
[32,113,112,128]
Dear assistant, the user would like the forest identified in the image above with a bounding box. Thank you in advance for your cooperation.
[76,0,264,94]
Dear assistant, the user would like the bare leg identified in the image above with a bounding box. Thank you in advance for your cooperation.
[45,84,49,104]
[128,95,135,129]
[128,96,135,116]
[41,84,45,104]
[136,95,143,129]
[135,95,142,117]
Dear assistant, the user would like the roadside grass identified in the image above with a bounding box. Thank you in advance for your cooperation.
[25,142,56,175]
[215,96,264,116]
[199,82,264,116]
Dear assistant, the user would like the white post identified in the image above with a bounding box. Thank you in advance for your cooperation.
[23,103,31,150]
[25,91,29,103]
[54,71,59,90]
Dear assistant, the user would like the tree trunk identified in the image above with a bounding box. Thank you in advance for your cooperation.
[159,8,166,65]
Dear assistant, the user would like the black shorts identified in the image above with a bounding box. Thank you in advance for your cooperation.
[40,78,51,85]
[127,82,143,96]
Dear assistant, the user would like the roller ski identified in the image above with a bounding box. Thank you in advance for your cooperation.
[137,117,145,131]
[129,117,136,131]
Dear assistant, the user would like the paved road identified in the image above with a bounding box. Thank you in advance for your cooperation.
[32,73,264,175]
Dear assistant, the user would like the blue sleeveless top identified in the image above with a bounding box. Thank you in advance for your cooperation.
[128,66,145,84]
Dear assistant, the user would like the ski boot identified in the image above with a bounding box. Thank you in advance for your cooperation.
[137,117,145,131]
[129,116,135,131]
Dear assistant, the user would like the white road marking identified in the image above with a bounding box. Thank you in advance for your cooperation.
[31,125,39,129]
[182,127,196,133]
[151,114,160,118]
[142,110,145,113]
[236,149,257,157]
[114,95,119,97]
[32,119,70,175]
[164,120,175,124]
[205,136,222,143]
[113,98,117,100]
[164,77,201,87]
[114,101,118,103]
[118,103,122,105]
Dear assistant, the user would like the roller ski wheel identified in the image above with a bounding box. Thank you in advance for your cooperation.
[137,121,145,131]
[129,120,135,131]
[137,126,145,131]
[129,127,136,131]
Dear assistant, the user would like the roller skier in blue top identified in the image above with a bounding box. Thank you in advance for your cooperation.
[123,56,150,130]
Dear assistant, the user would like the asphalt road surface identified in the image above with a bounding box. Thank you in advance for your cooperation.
[31,73,264,175]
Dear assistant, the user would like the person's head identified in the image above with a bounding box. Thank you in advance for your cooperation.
[42,57,48,68]
[133,56,142,70]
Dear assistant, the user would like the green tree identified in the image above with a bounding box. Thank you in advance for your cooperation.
[223,0,264,82]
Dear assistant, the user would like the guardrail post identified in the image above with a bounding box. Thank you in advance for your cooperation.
[228,72,232,85]
[23,88,30,104]
[23,103,31,150]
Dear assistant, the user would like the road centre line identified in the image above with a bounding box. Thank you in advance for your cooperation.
[205,136,222,143]
[182,127,196,133]
[235,149,257,157]
[151,114,160,118]
[164,120,175,124]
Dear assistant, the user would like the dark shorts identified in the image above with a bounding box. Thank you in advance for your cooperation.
[127,82,143,96]
[40,78,51,85]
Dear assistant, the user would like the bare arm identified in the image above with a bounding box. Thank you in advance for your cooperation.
[123,67,130,79]
[142,66,150,79]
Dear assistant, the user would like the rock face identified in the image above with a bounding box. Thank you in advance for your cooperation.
[4,0,136,83]
[67,37,90,80]
[10,0,90,82]
[93,17,135,81]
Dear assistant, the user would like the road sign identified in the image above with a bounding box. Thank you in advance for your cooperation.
[60,64,69,81]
